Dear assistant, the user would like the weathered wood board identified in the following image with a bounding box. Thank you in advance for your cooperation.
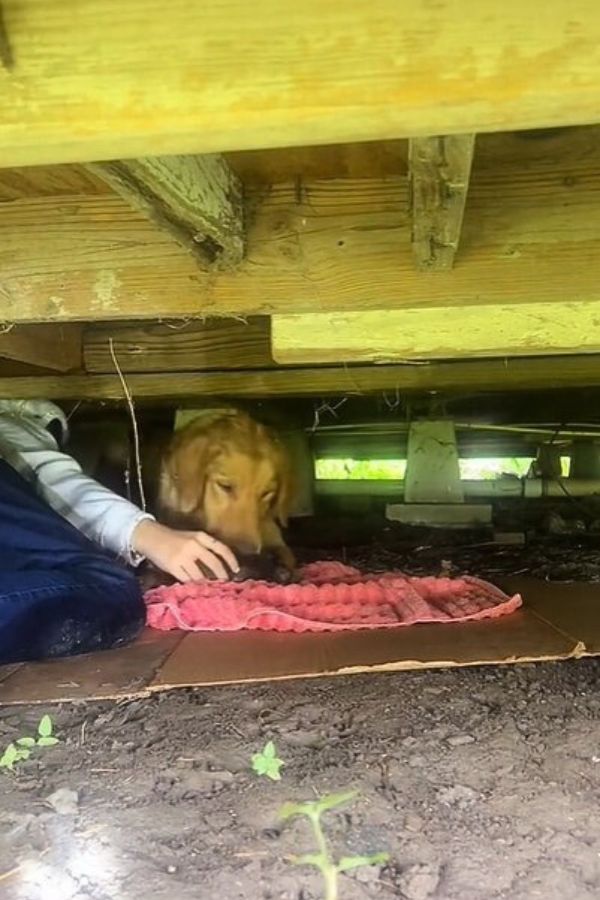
[271,302,600,364]
[1,354,600,400]
[2,155,600,322]
[1,1,600,167]
[409,134,475,270]
[87,155,245,267]
[84,319,272,373]
[0,324,82,372]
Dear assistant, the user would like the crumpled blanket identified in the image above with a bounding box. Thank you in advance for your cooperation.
[144,561,521,634]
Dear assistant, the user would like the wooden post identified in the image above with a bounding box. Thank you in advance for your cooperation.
[87,155,245,267]
[409,134,475,270]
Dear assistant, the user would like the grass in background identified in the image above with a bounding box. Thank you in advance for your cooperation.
[315,457,571,481]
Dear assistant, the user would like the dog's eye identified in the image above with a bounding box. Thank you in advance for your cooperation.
[216,481,233,494]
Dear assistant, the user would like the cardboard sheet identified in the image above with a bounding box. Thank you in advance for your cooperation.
[0,578,597,705]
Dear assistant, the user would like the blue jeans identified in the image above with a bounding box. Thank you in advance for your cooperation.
[0,460,145,665]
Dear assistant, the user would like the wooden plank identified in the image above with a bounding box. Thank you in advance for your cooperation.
[271,302,600,364]
[3,153,600,322]
[1,1,600,167]
[84,319,272,373]
[409,134,475,270]
[0,164,108,201]
[3,127,600,202]
[0,324,82,371]
[87,155,244,267]
[1,355,600,400]
[0,0,13,70]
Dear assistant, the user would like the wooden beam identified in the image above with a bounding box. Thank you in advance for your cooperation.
[5,127,600,202]
[0,324,82,372]
[409,134,475,270]
[1,355,600,400]
[86,156,244,267]
[1,2,600,168]
[3,153,600,322]
[0,1,13,70]
[271,302,600,364]
[84,319,271,373]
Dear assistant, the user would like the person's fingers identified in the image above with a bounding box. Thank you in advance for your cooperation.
[194,533,239,573]
[193,546,229,581]
[171,564,189,583]
[179,559,205,583]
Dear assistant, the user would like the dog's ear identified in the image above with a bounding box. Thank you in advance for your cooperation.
[273,442,295,527]
[158,428,212,518]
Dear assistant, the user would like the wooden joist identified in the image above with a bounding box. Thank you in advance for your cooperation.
[1,2,600,168]
[3,151,600,322]
[1,355,600,400]
[84,319,272,373]
[87,156,245,267]
[0,1,13,70]
[409,135,475,270]
[271,302,600,364]
[0,324,82,372]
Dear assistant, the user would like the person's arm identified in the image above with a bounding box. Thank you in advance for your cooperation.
[0,408,153,564]
[0,405,238,579]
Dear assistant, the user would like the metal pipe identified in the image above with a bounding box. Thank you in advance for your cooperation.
[316,477,600,499]
[310,422,600,439]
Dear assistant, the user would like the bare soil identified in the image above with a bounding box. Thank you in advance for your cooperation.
[2,539,600,900]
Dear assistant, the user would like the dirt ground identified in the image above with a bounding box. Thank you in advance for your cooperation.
[2,539,600,900]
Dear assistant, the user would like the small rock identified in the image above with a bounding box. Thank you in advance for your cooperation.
[542,511,567,535]
[351,863,384,885]
[397,863,441,900]
[514,820,534,838]
[437,784,478,806]
[447,734,475,747]
[211,751,248,774]
[404,813,424,833]
[284,729,326,749]
[183,770,234,792]
[45,787,79,816]
[166,865,177,874]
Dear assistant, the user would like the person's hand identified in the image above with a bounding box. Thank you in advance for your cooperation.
[132,519,239,582]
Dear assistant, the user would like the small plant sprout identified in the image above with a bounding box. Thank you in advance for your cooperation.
[280,790,388,900]
[0,714,60,773]
[252,740,285,781]
[36,714,59,747]
[0,742,29,771]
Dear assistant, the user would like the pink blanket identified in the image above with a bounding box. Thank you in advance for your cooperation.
[144,561,521,634]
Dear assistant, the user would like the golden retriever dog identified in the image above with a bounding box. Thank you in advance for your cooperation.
[158,411,296,576]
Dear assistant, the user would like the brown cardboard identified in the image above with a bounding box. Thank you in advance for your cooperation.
[0,629,183,704]
[501,577,600,653]
[0,578,598,705]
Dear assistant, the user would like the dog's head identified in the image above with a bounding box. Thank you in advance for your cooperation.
[159,413,294,554]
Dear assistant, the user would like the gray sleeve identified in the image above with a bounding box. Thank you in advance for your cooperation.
[0,411,154,566]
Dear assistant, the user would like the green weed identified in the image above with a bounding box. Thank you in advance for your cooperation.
[280,790,388,900]
[0,714,60,772]
[252,740,285,781]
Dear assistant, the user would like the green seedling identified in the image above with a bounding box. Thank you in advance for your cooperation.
[0,715,59,772]
[36,714,59,748]
[280,790,388,900]
[252,740,285,781]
